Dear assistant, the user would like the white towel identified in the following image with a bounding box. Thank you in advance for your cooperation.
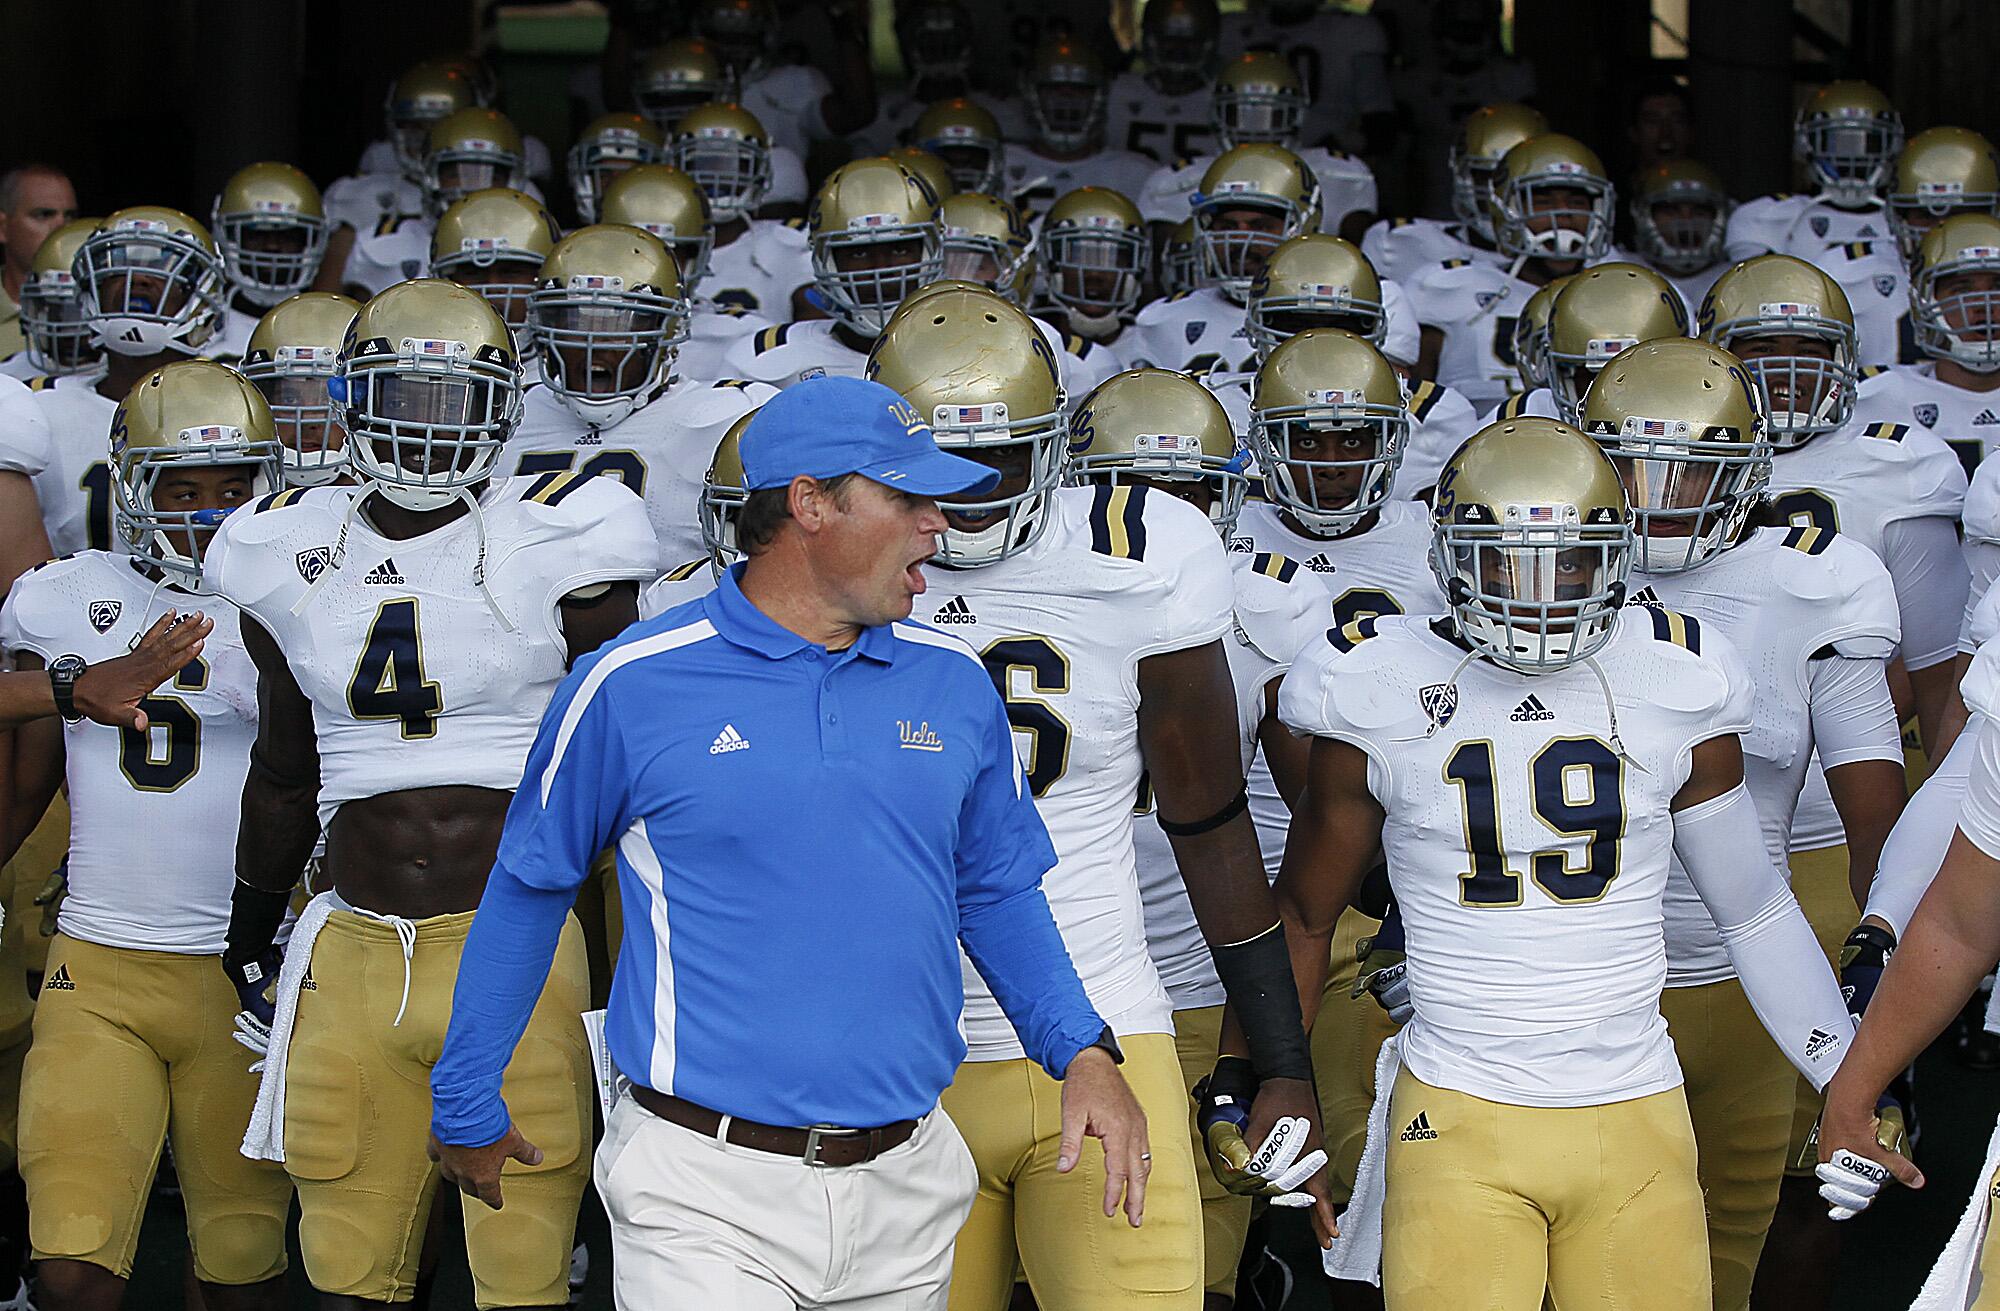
[1322,1031,1403,1285]
[1911,1112,2000,1310]
[1982,974,2000,1036]
[240,890,339,1163]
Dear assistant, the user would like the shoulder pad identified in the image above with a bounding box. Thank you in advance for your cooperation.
[753,322,796,354]
[1170,155,1196,170]
[15,551,79,580]
[1407,379,1446,422]
[1860,421,1908,442]
[252,487,312,514]
[1086,482,1151,560]
[1064,333,1093,357]
[25,376,57,393]
[1389,217,1415,229]
[1639,602,1704,653]
[516,467,599,508]
[711,304,751,318]
[373,213,407,238]
[1497,390,1528,420]
[1781,523,1833,556]
[664,558,708,582]
[1440,258,1470,270]
[1234,555,1319,664]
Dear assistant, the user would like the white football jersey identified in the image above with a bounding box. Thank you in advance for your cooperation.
[1135,549,1322,1008]
[0,372,54,476]
[495,376,772,567]
[0,351,43,382]
[1280,606,1755,1106]
[24,374,118,557]
[680,304,774,384]
[703,220,812,318]
[1964,457,2000,629]
[637,557,718,620]
[1854,362,2000,479]
[1120,280,1418,376]
[0,552,256,954]
[205,476,657,823]
[1812,239,1913,368]
[1138,147,1377,234]
[741,64,833,161]
[1407,258,1583,410]
[1632,528,1900,984]
[341,215,434,297]
[1360,216,1491,289]
[1002,146,1159,224]
[1105,71,1214,164]
[911,484,1233,1057]
[322,173,425,236]
[209,306,259,365]
[723,317,870,390]
[1232,497,1445,881]
[1725,194,1889,264]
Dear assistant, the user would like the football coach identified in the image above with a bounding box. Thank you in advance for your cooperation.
[427,375,1148,1308]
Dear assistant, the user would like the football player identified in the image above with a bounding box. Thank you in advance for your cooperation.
[873,289,1332,1308]
[1629,158,1734,311]
[209,163,330,361]
[668,104,814,316]
[428,187,563,357]
[1411,134,1620,412]
[3,216,100,382]
[1069,368,1321,1310]
[913,98,1008,197]
[349,58,554,191]
[498,223,774,563]
[238,293,360,489]
[2,360,293,1311]
[209,279,655,1307]
[1138,53,1378,243]
[1267,416,1854,1308]
[1725,80,1902,263]
[686,0,876,165]
[1218,0,1393,156]
[1004,37,1158,222]
[1582,338,1906,1309]
[0,164,79,362]
[1361,102,1546,287]
[567,112,664,224]
[319,60,475,291]
[863,0,977,151]
[1499,262,1688,424]
[1106,0,1221,165]
[630,38,733,132]
[725,158,944,388]
[1037,188,1151,352]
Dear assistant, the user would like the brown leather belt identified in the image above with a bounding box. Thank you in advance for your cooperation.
[628,1084,919,1167]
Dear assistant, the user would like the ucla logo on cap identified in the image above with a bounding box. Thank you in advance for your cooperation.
[888,399,925,435]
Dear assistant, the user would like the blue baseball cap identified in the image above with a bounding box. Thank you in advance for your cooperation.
[739,375,1000,497]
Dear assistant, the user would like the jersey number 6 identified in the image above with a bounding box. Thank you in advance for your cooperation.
[1444,736,1625,906]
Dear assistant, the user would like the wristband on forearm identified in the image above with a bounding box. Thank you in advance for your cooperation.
[222,877,292,971]
[1213,922,1314,1082]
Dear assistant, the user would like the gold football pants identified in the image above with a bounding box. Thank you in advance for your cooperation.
[1313,906,1398,1208]
[1171,1005,1253,1298]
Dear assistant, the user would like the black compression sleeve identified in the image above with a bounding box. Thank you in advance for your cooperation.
[1212,922,1314,1082]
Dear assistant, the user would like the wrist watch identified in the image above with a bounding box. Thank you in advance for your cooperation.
[47,655,86,724]
[1087,1025,1125,1065]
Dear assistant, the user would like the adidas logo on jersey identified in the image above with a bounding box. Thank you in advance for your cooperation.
[1399,1112,1437,1142]
[709,723,751,755]
[1804,1027,1842,1060]
[364,558,406,585]
[1629,586,1662,607]
[934,596,978,624]
[1975,409,2000,426]
[576,430,602,446]
[45,964,73,991]
[1510,695,1555,722]
[1303,554,1336,573]
[300,967,317,992]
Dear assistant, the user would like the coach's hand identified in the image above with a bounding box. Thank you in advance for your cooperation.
[1059,1046,1150,1227]
[431,1124,544,1211]
[76,610,213,730]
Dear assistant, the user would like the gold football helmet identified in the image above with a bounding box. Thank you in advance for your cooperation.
[1488,134,1616,264]
[1543,263,1688,423]
[1020,35,1107,154]
[1212,51,1306,151]
[111,360,281,590]
[240,292,361,487]
[384,59,479,182]
[940,193,1036,305]
[1250,328,1408,535]
[885,148,956,205]
[212,162,328,308]
[429,188,562,342]
[632,39,733,130]
[1511,272,1576,394]
[1795,80,1902,207]
[1630,159,1731,275]
[567,113,665,225]
[1909,212,2000,373]
[423,107,527,217]
[1887,127,2000,266]
[865,287,1066,565]
[1069,368,1248,532]
[1580,337,1769,573]
[670,103,774,224]
[76,206,226,358]
[530,224,689,427]
[1161,218,1201,297]
[1041,187,1149,330]
[809,159,945,338]
[1245,235,1386,360]
[691,0,773,75]
[914,99,1007,197]
[1449,102,1550,240]
[1192,145,1323,299]
[20,217,101,376]
[599,164,715,290]
[1698,254,1858,444]
[1430,417,1632,673]
[896,0,974,90]
[699,405,756,569]
[333,278,523,510]
[1141,0,1220,94]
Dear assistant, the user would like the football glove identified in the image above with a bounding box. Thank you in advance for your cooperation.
[1813,1108,1908,1219]
[1192,1056,1326,1206]
[225,946,283,1031]
[1354,900,1411,1025]
[1838,923,1895,1023]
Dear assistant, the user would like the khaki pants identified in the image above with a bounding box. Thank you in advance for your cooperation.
[1313,905,1398,1207]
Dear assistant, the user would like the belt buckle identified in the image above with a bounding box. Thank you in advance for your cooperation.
[802,1124,869,1167]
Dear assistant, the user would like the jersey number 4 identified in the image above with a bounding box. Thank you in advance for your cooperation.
[348,599,443,739]
[1444,736,1624,906]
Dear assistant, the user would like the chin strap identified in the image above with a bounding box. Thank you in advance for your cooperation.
[288,486,514,632]
[1581,651,1648,772]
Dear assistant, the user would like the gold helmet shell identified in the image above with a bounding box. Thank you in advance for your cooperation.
[567,113,666,224]
[212,162,329,308]
[1246,235,1386,359]
[110,360,280,589]
[885,148,956,205]
[1543,262,1688,423]
[1069,368,1247,532]
[1511,272,1577,393]
[1141,0,1220,92]
[530,224,689,427]
[1795,80,1903,206]
[699,404,758,568]
[1910,212,2000,373]
[430,188,562,336]
[1430,416,1632,673]
[939,193,1036,305]
[809,158,946,338]
[1042,187,1149,323]
[1449,102,1550,238]
[913,99,1007,195]
[20,216,101,375]
[1161,217,1200,297]
[599,164,715,288]
[865,287,1065,565]
[1698,253,1858,444]
[1021,34,1107,153]
[1629,158,1731,275]
[1887,127,2000,265]
[1193,144,1324,299]
[241,292,360,487]
[1488,134,1615,264]
[670,102,774,224]
[424,107,527,215]
[1580,337,1768,572]
[385,59,479,178]
[1212,51,1305,150]
[633,38,732,129]
[76,205,226,357]
[1250,328,1409,534]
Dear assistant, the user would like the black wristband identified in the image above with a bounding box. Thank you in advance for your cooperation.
[1845,923,1896,958]
[1158,785,1249,837]
[223,878,293,972]
[1212,923,1314,1083]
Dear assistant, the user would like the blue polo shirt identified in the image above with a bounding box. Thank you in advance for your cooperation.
[432,565,1106,1145]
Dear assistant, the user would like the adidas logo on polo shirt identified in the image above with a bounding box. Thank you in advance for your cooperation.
[1399,1112,1437,1141]
[709,724,751,755]
[1510,695,1555,722]
[934,596,977,624]
[364,558,406,584]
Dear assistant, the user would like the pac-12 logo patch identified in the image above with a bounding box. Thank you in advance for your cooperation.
[1419,682,1457,729]
[1914,403,1938,428]
[87,600,121,633]
[295,547,333,584]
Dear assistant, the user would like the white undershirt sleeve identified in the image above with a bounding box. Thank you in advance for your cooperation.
[1883,515,1970,671]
